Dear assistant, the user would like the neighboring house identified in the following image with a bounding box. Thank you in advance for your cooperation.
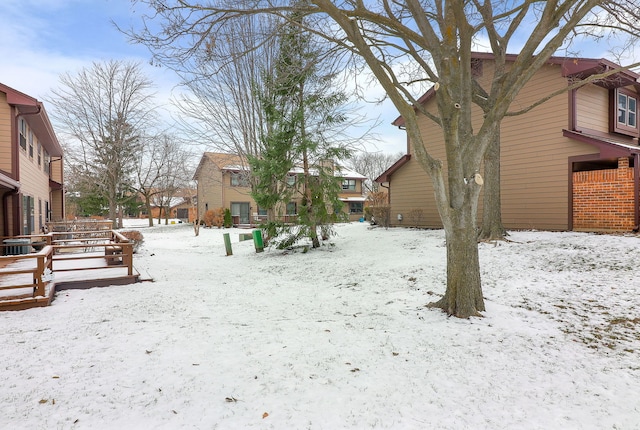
[193,152,367,225]
[0,83,64,237]
[376,53,640,232]
[145,190,197,223]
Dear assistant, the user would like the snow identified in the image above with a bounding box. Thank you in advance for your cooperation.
[1,220,639,429]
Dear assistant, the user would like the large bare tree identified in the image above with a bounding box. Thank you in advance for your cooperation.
[49,60,156,229]
[131,133,192,227]
[127,1,640,317]
[168,13,281,164]
[348,151,404,193]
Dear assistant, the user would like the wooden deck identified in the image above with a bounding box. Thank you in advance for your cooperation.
[0,230,140,311]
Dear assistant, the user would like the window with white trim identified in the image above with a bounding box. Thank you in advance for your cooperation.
[349,201,364,214]
[612,88,639,136]
[19,119,27,150]
[342,179,356,191]
[230,171,250,187]
[28,130,34,158]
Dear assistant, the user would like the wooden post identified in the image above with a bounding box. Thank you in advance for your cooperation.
[223,233,233,256]
[123,242,133,275]
[34,254,45,297]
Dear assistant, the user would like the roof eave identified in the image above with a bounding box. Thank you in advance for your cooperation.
[374,154,411,183]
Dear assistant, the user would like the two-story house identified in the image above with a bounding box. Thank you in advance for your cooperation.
[376,53,640,232]
[0,83,64,238]
[193,152,367,225]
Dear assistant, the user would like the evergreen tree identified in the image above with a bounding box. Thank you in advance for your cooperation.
[250,2,351,249]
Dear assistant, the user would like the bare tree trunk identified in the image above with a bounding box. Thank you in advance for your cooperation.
[302,149,320,248]
[109,199,117,230]
[145,196,154,227]
[429,204,485,317]
[478,131,507,241]
[118,204,124,229]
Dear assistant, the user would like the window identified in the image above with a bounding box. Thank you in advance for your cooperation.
[22,195,34,234]
[286,202,297,215]
[349,202,364,214]
[286,175,296,187]
[612,88,639,136]
[37,143,42,166]
[342,179,356,191]
[28,131,34,158]
[257,207,268,216]
[230,172,250,187]
[231,202,250,224]
[19,119,27,150]
[38,199,43,232]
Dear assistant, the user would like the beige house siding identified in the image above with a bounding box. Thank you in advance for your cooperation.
[18,147,52,232]
[195,152,367,224]
[196,157,225,217]
[499,64,596,230]
[0,93,12,173]
[1,83,64,236]
[576,84,609,133]
[50,156,63,184]
[386,59,606,231]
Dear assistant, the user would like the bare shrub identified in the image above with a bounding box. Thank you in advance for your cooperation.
[120,230,144,253]
[408,208,424,227]
[204,208,225,228]
[368,191,391,228]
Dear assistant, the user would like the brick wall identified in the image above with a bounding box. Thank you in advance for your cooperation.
[572,157,636,231]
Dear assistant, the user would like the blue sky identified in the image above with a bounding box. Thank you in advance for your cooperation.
[3,1,631,157]
[0,0,407,155]
[0,0,178,108]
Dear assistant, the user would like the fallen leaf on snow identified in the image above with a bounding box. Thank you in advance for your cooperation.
[262,412,269,419]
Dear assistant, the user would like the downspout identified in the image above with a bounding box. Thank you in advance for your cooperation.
[567,87,577,231]
[380,181,390,205]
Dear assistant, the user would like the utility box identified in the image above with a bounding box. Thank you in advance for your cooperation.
[3,239,31,255]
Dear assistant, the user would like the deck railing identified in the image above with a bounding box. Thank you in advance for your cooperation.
[50,230,134,276]
[0,245,54,298]
[0,230,134,299]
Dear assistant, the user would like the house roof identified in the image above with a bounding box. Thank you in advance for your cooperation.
[563,130,640,157]
[391,53,640,127]
[193,152,246,180]
[0,172,20,190]
[193,152,367,180]
[337,168,368,180]
[374,154,412,183]
[0,82,63,157]
[339,196,367,202]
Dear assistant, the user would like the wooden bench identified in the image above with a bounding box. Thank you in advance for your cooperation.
[105,245,123,265]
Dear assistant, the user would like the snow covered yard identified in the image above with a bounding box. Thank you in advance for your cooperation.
[1,221,639,429]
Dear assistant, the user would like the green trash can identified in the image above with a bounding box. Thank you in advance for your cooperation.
[252,230,264,253]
